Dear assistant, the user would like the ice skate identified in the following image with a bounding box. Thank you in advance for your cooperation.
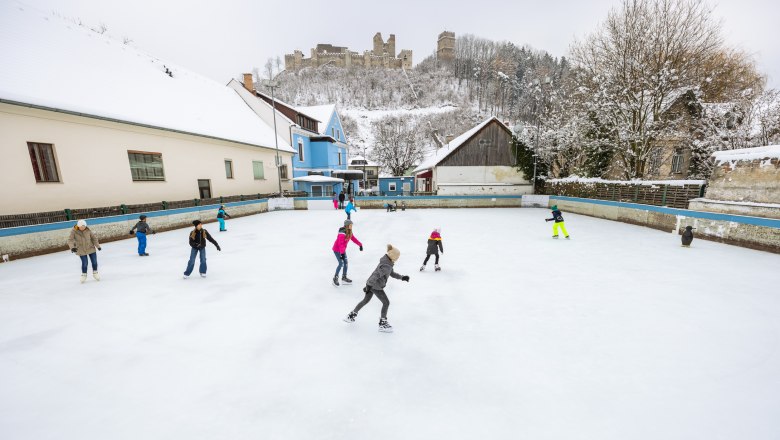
[343,311,357,323]
[565,236,570,239]
[80,273,87,283]
[341,276,352,285]
[143,253,150,256]
[199,273,207,278]
[183,274,189,279]
[435,264,441,271]
[378,318,393,333]
[332,276,340,286]
[552,235,559,239]
[420,265,426,271]
[92,271,100,281]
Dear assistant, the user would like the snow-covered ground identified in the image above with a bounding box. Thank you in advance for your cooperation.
[1,208,779,439]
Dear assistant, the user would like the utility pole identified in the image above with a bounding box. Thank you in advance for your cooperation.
[262,75,283,196]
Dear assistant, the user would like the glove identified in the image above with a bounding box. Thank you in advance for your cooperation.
[401,275,410,282]
[359,246,363,251]
[129,230,135,235]
[216,246,222,252]
[545,219,551,222]
[441,250,444,254]
[340,253,346,259]
[97,247,102,251]
[71,248,77,253]
[363,286,370,293]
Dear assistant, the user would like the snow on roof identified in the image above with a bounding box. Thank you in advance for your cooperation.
[297,104,336,135]
[348,155,379,166]
[712,145,780,165]
[547,176,706,186]
[0,3,292,152]
[413,117,504,173]
[292,175,344,183]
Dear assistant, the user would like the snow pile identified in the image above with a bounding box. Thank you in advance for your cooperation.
[712,145,780,166]
[547,176,706,186]
[0,2,292,151]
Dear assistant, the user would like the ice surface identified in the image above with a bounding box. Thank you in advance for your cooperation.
[1,208,779,439]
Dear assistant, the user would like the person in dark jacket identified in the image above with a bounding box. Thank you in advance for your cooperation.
[184,220,221,278]
[545,205,570,239]
[217,206,231,232]
[681,226,695,247]
[420,227,444,271]
[344,244,409,332]
[129,214,155,256]
[338,191,346,209]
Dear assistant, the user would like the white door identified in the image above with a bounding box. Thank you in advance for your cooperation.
[402,182,411,194]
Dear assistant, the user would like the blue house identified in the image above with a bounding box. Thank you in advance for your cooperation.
[289,104,361,197]
[379,176,415,196]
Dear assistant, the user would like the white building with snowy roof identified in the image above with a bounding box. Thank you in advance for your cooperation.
[413,117,531,195]
[0,3,294,215]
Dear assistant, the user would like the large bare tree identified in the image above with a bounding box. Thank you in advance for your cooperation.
[369,115,426,176]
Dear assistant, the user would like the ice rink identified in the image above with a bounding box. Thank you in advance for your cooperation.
[1,207,779,439]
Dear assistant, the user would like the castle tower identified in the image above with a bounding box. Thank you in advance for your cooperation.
[387,34,396,58]
[373,32,384,56]
[437,31,456,62]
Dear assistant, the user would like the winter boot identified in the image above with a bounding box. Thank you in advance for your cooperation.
[341,276,353,284]
[378,318,393,333]
[343,311,357,323]
[435,264,441,271]
[80,273,87,284]
[420,264,426,271]
[332,276,340,287]
[92,271,100,281]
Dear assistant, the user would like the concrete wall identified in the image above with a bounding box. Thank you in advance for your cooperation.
[0,103,294,215]
[705,158,780,204]
[550,196,780,253]
[0,199,268,259]
[689,199,780,220]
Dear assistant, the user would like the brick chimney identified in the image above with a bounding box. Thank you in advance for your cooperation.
[242,73,254,92]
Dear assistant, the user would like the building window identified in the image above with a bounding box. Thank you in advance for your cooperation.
[337,129,341,141]
[253,161,264,179]
[225,160,234,179]
[280,164,288,179]
[338,152,343,165]
[198,179,211,199]
[671,151,684,173]
[27,142,60,182]
[128,151,165,181]
[389,182,397,191]
[332,127,336,138]
[297,139,305,161]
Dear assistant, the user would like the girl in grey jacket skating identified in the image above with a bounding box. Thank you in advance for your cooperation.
[344,244,409,332]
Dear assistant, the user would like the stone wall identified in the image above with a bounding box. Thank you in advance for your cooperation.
[550,196,780,253]
[705,157,780,204]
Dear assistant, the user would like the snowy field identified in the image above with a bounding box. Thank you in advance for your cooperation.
[1,208,779,440]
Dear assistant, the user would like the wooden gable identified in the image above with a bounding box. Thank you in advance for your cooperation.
[438,120,514,167]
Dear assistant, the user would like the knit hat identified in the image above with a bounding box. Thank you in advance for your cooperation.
[551,205,558,211]
[434,227,441,233]
[344,219,353,227]
[139,215,147,220]
[76,219,87,228]
[192,220,202,226]
[386,244,400,262]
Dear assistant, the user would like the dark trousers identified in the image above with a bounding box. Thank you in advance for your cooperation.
[353,287,390,319]
[80,252,98,274]
[423,252,440,265]
[334,251,348,277]
[136,232,147,255]
[338,200,345,209]
[184,247,207,275]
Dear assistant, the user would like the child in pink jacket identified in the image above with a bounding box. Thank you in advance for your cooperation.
[332,192,338,209]
[332,219,363,286]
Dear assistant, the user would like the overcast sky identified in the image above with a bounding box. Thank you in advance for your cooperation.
[19,0,780,89]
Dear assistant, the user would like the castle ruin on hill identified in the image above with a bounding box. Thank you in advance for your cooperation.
[285,33,413,70]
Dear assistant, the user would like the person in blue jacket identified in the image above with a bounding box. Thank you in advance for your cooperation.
[545,205,570,239]
[129,214,155,256]
[345,197,357,220]
[217,205,231,232]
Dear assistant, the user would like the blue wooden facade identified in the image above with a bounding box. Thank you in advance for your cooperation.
[378,176,415,196]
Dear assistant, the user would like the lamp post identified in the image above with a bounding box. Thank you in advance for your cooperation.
[362,146,367,194]
[532,154,538,195]
[261,77,283,196]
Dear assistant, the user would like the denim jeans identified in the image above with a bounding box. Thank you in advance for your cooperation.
[136,232,147,255]
[80,252,98,274]
[184,247,207,276]
[334,251,348,277]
